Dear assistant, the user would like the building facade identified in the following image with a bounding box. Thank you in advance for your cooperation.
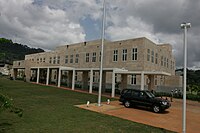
[12,37,182,97]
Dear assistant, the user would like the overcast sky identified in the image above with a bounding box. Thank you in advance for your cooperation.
[0,0,200,68]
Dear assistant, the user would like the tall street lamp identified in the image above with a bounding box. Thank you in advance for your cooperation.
[180,22,191,133]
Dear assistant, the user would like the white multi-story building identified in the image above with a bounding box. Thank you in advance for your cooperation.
[12,37,182,97]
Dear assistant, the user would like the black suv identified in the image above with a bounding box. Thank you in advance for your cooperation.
[119,89,171,113]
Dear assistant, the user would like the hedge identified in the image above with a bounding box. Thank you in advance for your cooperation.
[154,92,200,102]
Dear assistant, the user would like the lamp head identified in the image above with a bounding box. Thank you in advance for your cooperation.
[186,23,191,28]
[181,22,191,29]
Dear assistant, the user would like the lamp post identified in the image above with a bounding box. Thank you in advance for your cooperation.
[98,0,106,106]
[180,22,191,133]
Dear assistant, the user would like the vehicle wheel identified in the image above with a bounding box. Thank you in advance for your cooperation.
[124,101,131,108]
[153,105,160,113]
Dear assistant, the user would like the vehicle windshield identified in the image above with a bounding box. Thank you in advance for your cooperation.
[146,91,155,98]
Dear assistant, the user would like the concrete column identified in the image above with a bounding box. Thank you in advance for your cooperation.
[121,74,128,90]
[148,75,155,90]
[89,69,93,93]
[46,68,49,85]
[36,68,40,84]
[25,68,31,82]
[140,71,144,90]
[13,69,18,80]
[72,69,75,90]
[68,71,73,87]
[82,71,88,90]
[111,71,115,97]
[58,68,61,87]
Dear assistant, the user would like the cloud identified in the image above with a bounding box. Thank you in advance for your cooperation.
[106,16,159,42]
[105,0,200,67]
[0,0,86,49]
[35,0,102,21]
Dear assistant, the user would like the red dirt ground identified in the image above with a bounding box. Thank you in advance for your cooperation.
[76,99,200,133]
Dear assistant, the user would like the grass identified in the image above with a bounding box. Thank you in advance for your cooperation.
[0,77,174,133]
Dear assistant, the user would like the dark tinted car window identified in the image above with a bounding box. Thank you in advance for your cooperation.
[121,89,128,95]
[132,91,139,97]
[139,92,147,98]
[146,91,155,98]
[121,89,132,95]
[126,90,132,95]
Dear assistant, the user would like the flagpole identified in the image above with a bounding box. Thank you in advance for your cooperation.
[98,0,106,106]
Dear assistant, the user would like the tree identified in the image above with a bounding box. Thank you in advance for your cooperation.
[188,84,200,94]
[0,37,44,64]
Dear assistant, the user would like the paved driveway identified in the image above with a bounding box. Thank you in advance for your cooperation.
[76,99,200,133]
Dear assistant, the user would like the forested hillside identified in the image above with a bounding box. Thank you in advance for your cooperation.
[176,69,200,86]
[176,69,200,93]
[0,38,44,64]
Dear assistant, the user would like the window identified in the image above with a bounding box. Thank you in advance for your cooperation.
[122,49,127,61]
[43,58,45,62]
[75,54,79,63]
[70,55,73,63]
[130,75,136,85]
[57,56,60,64]
[113,50,118,62]
[65,55,68,64]
[40,58,42,62]
[151,50,154,63]
[166,58,168,68]
[147,49,150,61]
[171,60,173,69]
[92,52,96,62]
[49,57,52,64]
[161,56,163,66]
[99,52,101,62]
[53,56,56,64]
[155,53,158,64]
[86,53,89,62]
[132,91,140,97]
[164,57,166,67]
[132,48,137,61]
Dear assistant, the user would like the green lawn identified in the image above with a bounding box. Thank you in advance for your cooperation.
[0,77,173,133]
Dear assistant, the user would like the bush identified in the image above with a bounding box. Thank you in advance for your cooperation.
[186,94,200,102]
[154,91,200,102]
[154,92,171,97]
[0,92,23,117]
